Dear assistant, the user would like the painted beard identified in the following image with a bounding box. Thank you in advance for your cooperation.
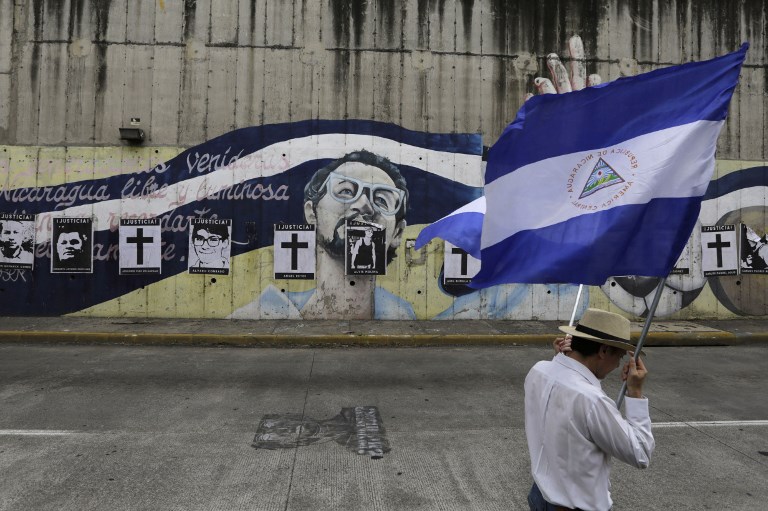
[319,215,352,259]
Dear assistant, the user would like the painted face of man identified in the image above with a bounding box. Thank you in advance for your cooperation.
[56,232,84,261]
[193,228,228,265]
[305,162,405,259]
[0,221,25,255]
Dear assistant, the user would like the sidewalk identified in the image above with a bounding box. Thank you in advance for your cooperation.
[2,316,768,346]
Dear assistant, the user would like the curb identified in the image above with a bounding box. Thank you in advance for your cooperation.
[1,330,768,347]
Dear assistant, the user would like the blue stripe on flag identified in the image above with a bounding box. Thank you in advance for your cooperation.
[486,43,749,185]
[476,197,702,286]
[415,211,484,259]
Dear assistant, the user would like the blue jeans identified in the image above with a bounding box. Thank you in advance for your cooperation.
[527,483,592,511]
[527,482,559,511]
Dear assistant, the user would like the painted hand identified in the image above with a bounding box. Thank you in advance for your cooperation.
[525,35,602,101]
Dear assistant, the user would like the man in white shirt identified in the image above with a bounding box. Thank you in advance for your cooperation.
[524,308,655,511]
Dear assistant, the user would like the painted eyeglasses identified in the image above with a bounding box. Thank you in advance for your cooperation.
[193,234,223,247]
[322,171,405,216]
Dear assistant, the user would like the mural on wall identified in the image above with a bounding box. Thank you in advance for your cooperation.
[600,165,768,318]
[1,119,767,319]
[1,120,586,319]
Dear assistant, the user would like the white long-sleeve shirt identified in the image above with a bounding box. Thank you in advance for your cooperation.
[524,353,655,511]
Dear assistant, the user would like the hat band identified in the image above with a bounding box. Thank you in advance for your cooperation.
[575,324,630,344]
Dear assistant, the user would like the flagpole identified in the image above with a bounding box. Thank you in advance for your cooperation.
[569,284,584,327]
[615,276,667,409]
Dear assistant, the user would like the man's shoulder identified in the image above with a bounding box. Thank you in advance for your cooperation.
[527,357,602,395]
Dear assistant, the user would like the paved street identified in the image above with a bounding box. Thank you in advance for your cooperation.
[1,343,767,510]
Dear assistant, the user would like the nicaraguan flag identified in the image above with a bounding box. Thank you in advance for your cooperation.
[414,196,485,258]
[471,43,748,287]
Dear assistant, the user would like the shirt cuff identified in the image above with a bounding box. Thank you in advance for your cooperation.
[624,396,650,422]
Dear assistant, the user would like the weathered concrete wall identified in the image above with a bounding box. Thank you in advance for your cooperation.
[1,0,765,153]
[1,1,767,321]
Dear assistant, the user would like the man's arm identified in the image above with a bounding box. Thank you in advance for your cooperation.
[587,356,654,468]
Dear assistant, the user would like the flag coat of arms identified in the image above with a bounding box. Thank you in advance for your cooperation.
[472,43,748,287]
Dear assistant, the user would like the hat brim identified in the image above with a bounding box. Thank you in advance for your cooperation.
[559,325,645,355]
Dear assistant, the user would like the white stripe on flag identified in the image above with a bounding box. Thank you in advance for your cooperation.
[482,120,722,250]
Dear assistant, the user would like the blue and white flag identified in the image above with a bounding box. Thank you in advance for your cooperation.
[414,196,485,258]
[471,43,748,287]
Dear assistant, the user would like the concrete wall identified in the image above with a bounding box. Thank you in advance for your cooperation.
[1,0,767,320]
[2,0,765,152]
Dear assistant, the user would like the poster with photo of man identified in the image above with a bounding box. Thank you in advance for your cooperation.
[739,223,768,274]
[188,218,231,275]
[51,217,93,273]
[119,218,162,275]
[0,213,36,270]
[345,220,386,276]
[274,224,316,279]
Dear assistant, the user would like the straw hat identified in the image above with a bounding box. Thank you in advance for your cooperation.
[559,308,641,354]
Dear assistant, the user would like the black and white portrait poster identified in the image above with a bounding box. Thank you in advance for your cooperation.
[443,241,481,285]
[701,225,738,276]
[345,220,386,276]
[274,224,316,279]
[51,217,93,274]
[740,223,768,274]
[119,218,162,275]
[0,213,36,270]
[188,218,231,275]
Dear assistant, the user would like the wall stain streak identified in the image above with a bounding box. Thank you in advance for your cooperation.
[329,0,369,48]
[94,43,107,112]
[45,0,65,40]
[30,43,41,89]
[457,0,474,48]
[183,0,197,41]
[92,0,113,42]
[376,0,397,48]
[68,0,86,40]
[417,0,429,48]
[249,0,258,45]
[32,0,45,41]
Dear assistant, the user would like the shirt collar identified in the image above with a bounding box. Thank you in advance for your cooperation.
[554,353,602,388]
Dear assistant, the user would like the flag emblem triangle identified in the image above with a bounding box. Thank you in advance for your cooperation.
[579,157,626,199]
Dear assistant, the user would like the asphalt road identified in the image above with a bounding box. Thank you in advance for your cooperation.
[1,344,767,510]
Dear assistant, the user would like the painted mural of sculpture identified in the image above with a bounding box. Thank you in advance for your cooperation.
[230,150,415,319]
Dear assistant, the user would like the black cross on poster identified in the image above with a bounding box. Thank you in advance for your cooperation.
[119,218,162,275]
[443,241,481,284]
[274,224,316,279]
[701,225,738,276]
